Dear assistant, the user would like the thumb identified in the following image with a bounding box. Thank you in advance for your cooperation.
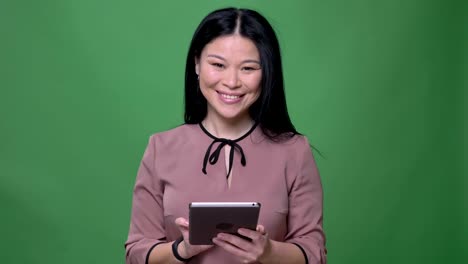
[175,217,189,228]
[175,217,190,241]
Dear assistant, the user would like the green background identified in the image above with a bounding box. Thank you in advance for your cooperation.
[1,0,465,263]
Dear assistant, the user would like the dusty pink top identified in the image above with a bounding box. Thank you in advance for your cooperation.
[125,124,326,263]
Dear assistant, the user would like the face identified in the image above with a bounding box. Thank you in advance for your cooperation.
[195,34,262,124]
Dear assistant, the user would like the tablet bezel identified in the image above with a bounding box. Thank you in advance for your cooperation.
[189,202,261,245]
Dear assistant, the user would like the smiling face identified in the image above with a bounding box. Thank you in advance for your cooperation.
[195,34,262,124]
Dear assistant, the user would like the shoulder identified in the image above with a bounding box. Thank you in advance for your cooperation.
[149,124,201,150]
[252,126,310,149]
[278,134,312,159]
[151,124,197,140]
[262,133,311,153]
[252,130,313,163]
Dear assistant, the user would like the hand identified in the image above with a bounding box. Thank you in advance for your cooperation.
[212,225,272,263]
[174,217,213,259]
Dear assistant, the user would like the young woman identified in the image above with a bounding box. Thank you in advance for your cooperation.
[125,7,326,264]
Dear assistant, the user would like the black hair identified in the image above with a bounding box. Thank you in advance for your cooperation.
[184,7,299,141]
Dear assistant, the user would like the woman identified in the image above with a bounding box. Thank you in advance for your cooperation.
[125,7,326,264]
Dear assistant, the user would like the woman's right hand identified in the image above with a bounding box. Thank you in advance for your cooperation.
[174,217,213,259]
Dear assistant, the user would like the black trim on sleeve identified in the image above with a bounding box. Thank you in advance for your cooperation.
[145,241,165,264]
[292,243,309,264]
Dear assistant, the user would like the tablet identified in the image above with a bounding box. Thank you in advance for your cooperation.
[189,202,261,245]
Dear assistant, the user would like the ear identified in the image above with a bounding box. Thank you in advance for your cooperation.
[194,57,200,75]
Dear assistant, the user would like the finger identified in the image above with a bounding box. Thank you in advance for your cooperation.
[212,237,251,260]
[256,225,266,235]
[238,228,263,241]
[216,233,252,251]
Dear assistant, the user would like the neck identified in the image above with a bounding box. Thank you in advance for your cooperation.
[202,114,254,140]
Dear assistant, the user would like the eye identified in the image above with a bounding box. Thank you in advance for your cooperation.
[242,66,259,72]
[211,63,225,69]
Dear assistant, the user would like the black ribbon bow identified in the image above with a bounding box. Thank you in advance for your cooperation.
[199,122,257,178]
[202,138,246,178]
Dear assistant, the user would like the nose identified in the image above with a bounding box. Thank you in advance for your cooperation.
[222,69,241,89]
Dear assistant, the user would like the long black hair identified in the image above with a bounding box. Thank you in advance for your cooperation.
[184,7,299,141]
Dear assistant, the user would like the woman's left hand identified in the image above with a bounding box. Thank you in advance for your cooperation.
[212,225,272,263]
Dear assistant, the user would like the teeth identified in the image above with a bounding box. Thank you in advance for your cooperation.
[221,94,240,100]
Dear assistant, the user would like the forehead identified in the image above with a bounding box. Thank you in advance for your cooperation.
[201,34,259,59]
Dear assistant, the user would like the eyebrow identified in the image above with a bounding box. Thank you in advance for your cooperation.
[206,54,261,65]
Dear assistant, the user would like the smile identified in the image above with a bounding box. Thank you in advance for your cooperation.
[221,93,241,99]
[217,92,244,104]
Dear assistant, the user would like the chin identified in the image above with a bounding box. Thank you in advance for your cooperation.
[216,110,249,122]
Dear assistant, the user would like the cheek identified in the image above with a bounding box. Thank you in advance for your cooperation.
[200,67,222,86]
[246,74,262,94]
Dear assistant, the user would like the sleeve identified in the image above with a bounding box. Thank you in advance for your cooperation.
[125,135,167,264]
[284,136,327,264]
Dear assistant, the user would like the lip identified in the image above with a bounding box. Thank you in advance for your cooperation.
[216,91,244,104]
[216,91,244,96]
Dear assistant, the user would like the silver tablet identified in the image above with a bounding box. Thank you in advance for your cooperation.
[189,202,261,245]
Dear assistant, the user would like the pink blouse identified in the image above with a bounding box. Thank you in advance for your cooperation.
[125,124,326,263]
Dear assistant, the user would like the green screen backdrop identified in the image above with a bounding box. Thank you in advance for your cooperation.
[1,0,465,263]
